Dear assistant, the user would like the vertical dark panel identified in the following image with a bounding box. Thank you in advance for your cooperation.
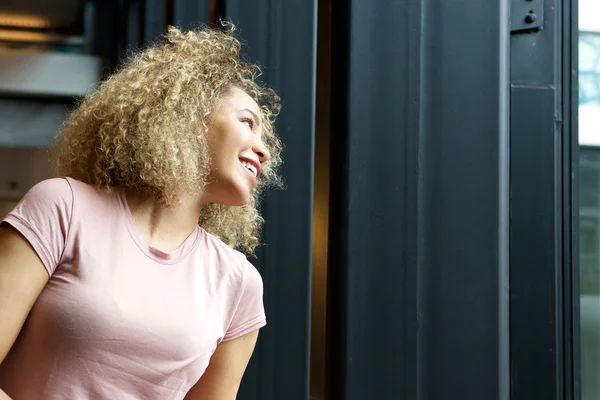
[143,0,167,45]
[327,1,419,398]
[510,87,559,399]
[90,0,121,69]
[418,0,511,397]
[509,0,575,398]
[125,0,143,50]
[97,0,150,69]
[172,0,211,29]
[565,0,580,397]
[327,0,510,399]
[225,1,317,400]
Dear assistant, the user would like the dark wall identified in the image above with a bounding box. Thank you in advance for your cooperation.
[326,0,575,398]
[327,0,509,398]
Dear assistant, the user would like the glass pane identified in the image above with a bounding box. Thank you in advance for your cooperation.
[580,0,600,398]
[580,149,600,399]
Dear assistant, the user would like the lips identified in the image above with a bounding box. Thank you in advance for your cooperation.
[239,158,261,178]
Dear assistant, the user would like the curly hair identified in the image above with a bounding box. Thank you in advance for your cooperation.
[50,23,282,255]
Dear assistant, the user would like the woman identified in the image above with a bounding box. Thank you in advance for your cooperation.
[0,23,281,400]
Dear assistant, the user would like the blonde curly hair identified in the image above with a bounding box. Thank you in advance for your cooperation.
[50,23,282,255]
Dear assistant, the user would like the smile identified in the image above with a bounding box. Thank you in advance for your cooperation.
[240,160,258,178]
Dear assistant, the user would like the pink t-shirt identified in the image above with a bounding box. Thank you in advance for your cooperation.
[0,177,266,399]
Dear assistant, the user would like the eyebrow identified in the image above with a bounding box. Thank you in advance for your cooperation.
[241,108,261,127]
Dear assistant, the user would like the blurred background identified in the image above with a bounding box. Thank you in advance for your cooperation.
[0,0,96,214]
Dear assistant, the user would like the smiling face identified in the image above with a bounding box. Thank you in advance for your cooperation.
[201,86,270,206]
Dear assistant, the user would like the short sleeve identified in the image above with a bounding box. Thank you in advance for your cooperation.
[222,261,267,342]
[1,178,73,276]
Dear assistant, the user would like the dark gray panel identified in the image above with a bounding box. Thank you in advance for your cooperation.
[417,0,511,398]
[144,0,167,45]
[327,0,510,399]
[417,3,510,398]
[509,0,576,398]
[328,0,419,398]
[125,0,142,50]
[173,0,210,29]
[509,86,558,399]
[90,1,121,66]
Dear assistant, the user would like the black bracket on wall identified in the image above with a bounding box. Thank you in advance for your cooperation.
[511,0,544,32]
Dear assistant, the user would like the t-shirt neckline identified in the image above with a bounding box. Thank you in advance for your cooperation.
[116,188,201,265]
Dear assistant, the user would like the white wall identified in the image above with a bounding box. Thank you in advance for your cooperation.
[579,0,600,148]
[580,0,600,33]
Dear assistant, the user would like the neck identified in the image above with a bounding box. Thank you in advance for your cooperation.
[124,189,203,253]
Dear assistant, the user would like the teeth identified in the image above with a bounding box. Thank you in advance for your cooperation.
[241,160,257,177]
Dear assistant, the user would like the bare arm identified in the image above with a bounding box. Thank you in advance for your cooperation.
[184,330,260,400]
[0,224,50,398]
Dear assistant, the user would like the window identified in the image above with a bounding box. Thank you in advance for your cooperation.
[579,0,600,398]
[581,149,600,399]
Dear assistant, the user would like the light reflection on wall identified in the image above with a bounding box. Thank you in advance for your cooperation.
[310,0,331,398]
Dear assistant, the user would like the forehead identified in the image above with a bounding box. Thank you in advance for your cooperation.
[222,86,260,113]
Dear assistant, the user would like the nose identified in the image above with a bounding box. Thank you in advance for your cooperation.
[253,140,271,164]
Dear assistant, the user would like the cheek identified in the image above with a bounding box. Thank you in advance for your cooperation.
[205,120,252,168]
[205,138,220,162]
[205,136,238,175]
[205,129,227,162]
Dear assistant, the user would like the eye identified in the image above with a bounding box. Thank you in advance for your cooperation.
[241,118,254,129]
